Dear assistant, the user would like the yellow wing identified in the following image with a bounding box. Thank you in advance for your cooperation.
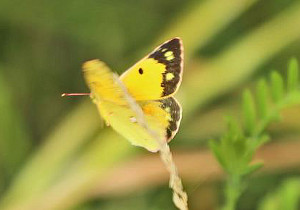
[140,97,182,142]
[120,38,184,101]
[83,59,170,152]
[83,60,126,105]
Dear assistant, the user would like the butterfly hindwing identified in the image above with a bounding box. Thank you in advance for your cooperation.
[141,97,182,142]
[158,97,182,141]
[120,38,183,101]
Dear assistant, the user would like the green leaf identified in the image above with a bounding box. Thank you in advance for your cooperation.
[259,178,300,210]
[0,71,31,178]
[243,162,264,175]
[254,134,270,149]
[226,117,242,141]
[242,90,256,135]
[256,79,268,119]
[209,140,227,171]
[279,179,300,210]
[270,71,284,103]
[287,58,299,92]
[215,58,300,210]
[286,92,300,105]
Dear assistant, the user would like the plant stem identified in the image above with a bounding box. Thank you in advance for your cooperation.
[223,175,242,210]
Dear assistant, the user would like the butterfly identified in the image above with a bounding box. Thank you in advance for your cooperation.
[65,38,183,152]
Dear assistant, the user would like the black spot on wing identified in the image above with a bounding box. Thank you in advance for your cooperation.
[158,97,182,141]
[138,68,143,74]
[148,38,183,97]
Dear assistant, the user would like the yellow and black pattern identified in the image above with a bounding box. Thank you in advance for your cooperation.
[148,38,183,97]
[159,97,182,141]
[82,38,184,152]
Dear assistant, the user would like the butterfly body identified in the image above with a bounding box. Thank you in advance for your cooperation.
[83,38,183,152]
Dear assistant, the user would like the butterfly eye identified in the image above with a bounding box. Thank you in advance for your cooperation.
[138,68,143,74]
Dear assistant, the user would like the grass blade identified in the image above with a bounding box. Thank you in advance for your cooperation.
[242,90,256,135]
[287,58,299,92]
[256,79,268,119]
[0,70,31,179]
[271,71,284,102]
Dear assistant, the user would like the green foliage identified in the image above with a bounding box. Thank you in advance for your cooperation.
[0,70,31,191]
[287,58,299,92]
[270,71,284,103]
[258,178,300,210]
[210,58,300,210]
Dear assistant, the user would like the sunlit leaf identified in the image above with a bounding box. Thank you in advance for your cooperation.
[242,90,256,135]
[287,58,299,92]
[256,79,268,119]
[270,71,284,103]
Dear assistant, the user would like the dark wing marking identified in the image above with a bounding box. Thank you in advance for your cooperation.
[158,97,182,142]
[148,38,183,97]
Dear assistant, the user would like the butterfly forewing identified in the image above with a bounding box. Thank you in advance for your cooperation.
[83,60,126,105]
[148,38,183,98]
[120,38,183,101]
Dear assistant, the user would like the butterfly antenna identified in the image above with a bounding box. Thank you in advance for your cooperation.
[61,93,90,97]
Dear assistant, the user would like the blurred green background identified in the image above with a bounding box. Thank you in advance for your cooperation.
[1,0,300,209]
